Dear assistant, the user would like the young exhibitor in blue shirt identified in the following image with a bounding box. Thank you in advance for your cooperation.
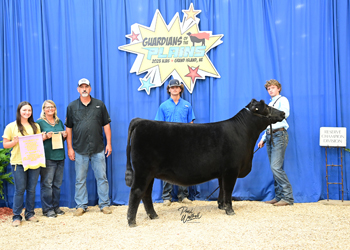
[155,79,195,206]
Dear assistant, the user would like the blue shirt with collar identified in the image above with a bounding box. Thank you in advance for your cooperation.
[155,97,195,123]
[261,94,290,143]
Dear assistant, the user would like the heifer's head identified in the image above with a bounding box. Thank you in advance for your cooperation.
[246,99,285,124]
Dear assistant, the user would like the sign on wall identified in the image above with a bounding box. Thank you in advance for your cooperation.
[118,4,224,95]
[319,127,347,147]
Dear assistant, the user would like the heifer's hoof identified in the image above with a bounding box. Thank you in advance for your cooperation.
[218,204,224,210]
[225,210,235,215]
[128,220,137,227]
[148,213,159,220]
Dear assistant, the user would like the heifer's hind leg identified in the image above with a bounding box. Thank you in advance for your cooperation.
[127,187,143,227]
[127,176,152,227]
[142,178,158,220]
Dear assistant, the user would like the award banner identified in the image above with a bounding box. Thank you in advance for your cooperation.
[18,134,46,171]
[118,3,223,95]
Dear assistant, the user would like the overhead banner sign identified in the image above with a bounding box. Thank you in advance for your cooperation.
[118,4,224,95]
[18,134,46,171]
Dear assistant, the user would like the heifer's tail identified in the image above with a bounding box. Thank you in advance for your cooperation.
[125,118,141,187]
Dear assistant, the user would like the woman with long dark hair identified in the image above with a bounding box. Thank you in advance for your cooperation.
[2,101,44,227]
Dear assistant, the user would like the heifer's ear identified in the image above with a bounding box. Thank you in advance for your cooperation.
[252,100,264,112]
[248,99,257,109]
[247,99,255,110]
[247,99,258,112]
[250,100,266,113]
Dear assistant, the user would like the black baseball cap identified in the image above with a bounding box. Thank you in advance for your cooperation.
[168,79,181,87]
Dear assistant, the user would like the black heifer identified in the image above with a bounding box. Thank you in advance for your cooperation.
[125,99,285,227]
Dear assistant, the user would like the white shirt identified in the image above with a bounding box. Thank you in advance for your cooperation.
[260,95,290,143]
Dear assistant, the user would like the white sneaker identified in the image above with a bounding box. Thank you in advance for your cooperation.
[12,220,21,227]
[163,200,172,206]
[180,198,192,204]
[102,206,112,214]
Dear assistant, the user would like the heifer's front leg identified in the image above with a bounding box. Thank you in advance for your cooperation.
[217,178,224,210]
[222,173,238,215]
[142,178,158,220]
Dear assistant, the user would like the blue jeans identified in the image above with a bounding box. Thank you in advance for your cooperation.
[40,160,64,214]
[11,165,40,221]
[75,151,110,210]
[266,130,294,204]
[162,181,189,201]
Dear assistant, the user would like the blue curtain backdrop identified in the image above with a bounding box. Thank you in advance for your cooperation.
[1,0,349,208]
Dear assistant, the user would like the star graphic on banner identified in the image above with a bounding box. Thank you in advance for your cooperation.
[138,77,155,95]
[185,66,201,83]
[128,31,139,42]
[183,3,201,21]
[118,7,223,94]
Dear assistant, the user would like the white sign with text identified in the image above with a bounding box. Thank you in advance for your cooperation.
[319,127,346,147]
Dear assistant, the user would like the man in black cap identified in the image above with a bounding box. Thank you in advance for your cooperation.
[155,79,195,206]
[65,78,113,216]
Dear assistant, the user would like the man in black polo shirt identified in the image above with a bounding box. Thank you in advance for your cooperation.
[65,78,112,216]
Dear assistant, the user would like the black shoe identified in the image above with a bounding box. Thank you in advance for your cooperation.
[54,208,65,215]
[45,210,57,218]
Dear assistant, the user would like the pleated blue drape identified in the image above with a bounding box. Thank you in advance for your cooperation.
[1,0,349,208]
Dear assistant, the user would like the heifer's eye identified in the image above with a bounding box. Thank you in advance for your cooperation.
[256,108,258,111]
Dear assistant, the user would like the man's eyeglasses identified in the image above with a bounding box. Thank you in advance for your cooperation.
[44,106,55,110]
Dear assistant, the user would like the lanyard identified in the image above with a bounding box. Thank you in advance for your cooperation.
[272,96,282,107]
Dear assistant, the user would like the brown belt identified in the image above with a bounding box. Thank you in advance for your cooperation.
[266,127,285,135]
